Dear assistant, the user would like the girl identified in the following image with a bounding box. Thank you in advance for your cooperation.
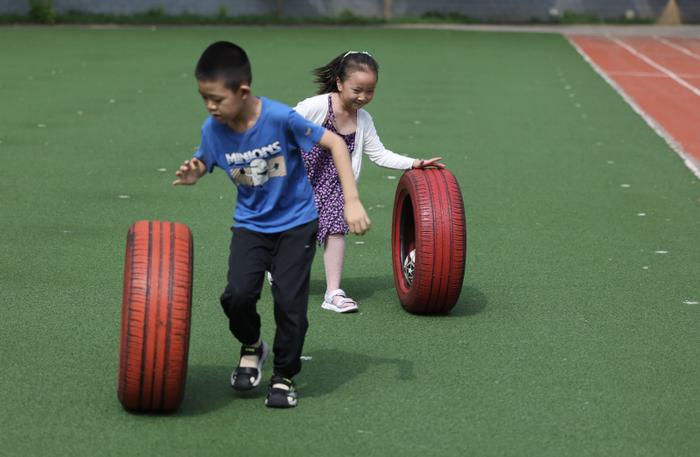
[294,50,444,313]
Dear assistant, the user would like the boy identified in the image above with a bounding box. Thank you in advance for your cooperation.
[173,41,371,408]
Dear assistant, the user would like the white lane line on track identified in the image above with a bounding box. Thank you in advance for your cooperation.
[654,36,700,62]
[611,37,700,97]
[607,71,700,78]
[567,36,700,179]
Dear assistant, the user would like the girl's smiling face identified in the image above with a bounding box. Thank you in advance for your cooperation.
[336,70,377,111]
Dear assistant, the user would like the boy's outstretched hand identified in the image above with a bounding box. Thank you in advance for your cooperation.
[412,157,446,169]
[172,158,206,186]
[344,198,372,235]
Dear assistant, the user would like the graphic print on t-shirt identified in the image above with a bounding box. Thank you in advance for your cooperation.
[230,155,287,187]
[225,140,287,187]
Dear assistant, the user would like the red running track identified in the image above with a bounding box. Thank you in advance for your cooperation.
[569,34,700,178]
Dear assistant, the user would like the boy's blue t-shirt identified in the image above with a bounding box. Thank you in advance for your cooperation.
[194,97,325,233]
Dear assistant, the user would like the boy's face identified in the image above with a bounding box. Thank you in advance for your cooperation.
[197,79,249,123]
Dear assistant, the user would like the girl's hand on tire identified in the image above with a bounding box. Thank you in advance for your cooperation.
[412,157,445,169]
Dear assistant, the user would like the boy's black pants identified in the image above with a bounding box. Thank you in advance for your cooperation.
[220,219,318,379]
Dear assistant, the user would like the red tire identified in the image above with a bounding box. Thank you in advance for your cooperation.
[118,220,194,413]
[391,169,466,314]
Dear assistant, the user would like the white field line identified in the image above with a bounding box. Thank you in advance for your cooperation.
[567,36,700,179]
[654,36,700,62]
[611,37,700,97]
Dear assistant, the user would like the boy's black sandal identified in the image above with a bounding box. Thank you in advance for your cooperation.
[230,341,269,391]
[265,375,297,408]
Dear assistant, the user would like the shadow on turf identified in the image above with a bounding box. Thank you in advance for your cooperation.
[298,349,415,398]
[178,364,241,415]
[310,274,395,301]
[449,286,488,316]
[313,274,487,317]
[176,352,415,412]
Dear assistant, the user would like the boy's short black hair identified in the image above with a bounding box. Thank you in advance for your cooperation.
[195,41,252,91]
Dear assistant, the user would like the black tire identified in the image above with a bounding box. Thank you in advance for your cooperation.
[391,169,466,314]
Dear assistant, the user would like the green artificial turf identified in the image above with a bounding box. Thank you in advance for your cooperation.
[1,26,699,457]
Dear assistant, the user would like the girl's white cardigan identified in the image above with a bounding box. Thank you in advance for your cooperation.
[294,94,415,180]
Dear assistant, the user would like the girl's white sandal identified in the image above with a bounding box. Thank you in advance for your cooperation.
[321,289,358,313]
